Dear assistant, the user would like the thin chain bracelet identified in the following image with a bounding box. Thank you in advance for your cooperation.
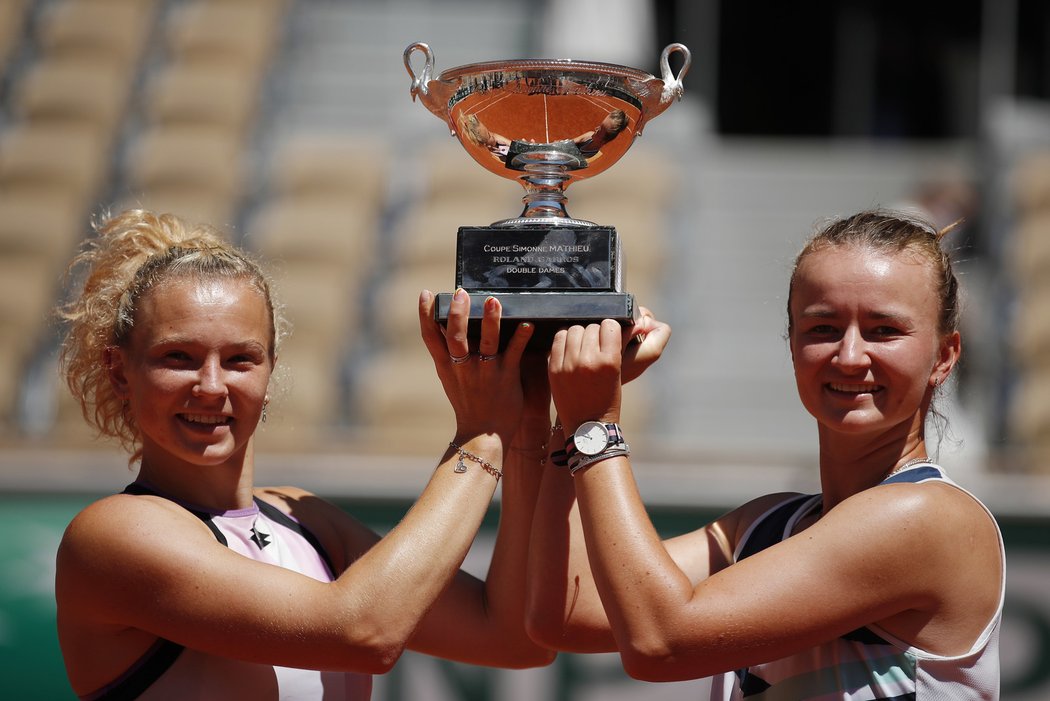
[542,423,566,465]
[449,442,503,481]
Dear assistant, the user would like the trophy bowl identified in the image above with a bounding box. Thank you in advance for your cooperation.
[404,42,690,344]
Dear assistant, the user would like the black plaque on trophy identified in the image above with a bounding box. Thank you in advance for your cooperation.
[404,42,690,344]
[456,227,617,291]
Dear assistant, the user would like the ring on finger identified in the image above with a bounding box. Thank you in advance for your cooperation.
[478,353,498,362]
[450,352,471,364]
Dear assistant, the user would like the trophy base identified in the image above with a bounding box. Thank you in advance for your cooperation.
[435,291,636,348]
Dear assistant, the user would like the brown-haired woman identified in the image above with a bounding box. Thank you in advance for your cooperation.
[528,208,1004,699]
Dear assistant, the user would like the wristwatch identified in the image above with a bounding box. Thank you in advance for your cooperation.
[565,421,629,475]
[567,421,625,457]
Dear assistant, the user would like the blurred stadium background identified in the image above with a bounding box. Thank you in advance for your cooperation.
[1,0,1049,698]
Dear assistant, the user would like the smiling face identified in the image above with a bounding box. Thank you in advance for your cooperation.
[788,244,959,438]
[109,276,274,471]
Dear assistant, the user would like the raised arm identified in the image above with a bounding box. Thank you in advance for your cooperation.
[526,311,686,652]
[408,349,557,667]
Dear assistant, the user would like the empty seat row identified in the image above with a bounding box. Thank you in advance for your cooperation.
[1005,149,1050,469]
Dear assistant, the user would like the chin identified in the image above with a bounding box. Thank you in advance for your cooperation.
[818,409,888,434]
[187,442,241,465]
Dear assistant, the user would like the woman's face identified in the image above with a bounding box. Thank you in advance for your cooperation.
[110,277,274,469]
[788,245,959,437]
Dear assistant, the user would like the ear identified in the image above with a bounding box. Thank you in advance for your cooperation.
[104,346,131,399]
[931,331,961,387]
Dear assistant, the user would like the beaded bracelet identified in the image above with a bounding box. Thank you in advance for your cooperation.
[449,442,503,481]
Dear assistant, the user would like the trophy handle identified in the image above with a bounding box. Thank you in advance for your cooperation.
[404,42,457,128]
[660,43,691,102]
[635,43,691,134]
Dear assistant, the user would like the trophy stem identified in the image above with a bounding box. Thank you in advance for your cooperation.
[493,156,597,228]
[520,163,571,219]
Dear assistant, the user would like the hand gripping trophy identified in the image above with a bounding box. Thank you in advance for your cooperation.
[404,42,690,345]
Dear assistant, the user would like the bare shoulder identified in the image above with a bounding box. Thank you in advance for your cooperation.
[827,478,1002,651]
[818,479,1002,608]
[834,478,999,544]
[61,492,209,550]
[57,493,219,619]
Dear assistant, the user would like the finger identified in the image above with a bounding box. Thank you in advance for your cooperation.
[622,318,648,350]
[549,328,568,372]
[418,290,448,361]
[600,319,624,365]
[445,288,471,358]
[477,296,502,358]
[502,320,534,367]
[563,324,588,368]
[637,317,672,350]
[622,318,672,383]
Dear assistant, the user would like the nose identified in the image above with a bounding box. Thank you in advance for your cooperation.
[833,325,871,371]
[192,357,228,398]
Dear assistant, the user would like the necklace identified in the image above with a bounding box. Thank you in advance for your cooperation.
[890,456,930,476]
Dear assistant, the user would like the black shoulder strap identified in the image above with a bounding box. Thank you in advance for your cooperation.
[737,494,815,561]
[83,638,184,701]
[883,464,943,485]
[123,482,227,545]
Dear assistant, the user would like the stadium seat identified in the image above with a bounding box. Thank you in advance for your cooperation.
[0,190,86,262]
[266,133,390,207]
[11,55,132,137]
[246,198,380,271]
[164,0,284,74]
[35,0,155,67]
[0,123,110,210]
[0,0,27,71]
[144,60,262,136]
[107,188,240,231]
[123,125,245,206]
[1010,210,1050,287]
[1012,150,1050,214]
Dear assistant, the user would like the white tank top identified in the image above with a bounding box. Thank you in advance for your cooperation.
[708,463,1004,700]
[80,482,373,701]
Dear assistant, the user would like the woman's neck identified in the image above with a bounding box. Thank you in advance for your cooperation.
[816,425,927,511]
[136,442,256,511]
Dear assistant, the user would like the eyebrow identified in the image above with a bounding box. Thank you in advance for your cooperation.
[797,308,914,324]
[151,337,269,353]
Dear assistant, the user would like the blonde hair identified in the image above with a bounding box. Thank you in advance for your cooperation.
[57,209,287,457]
[456,112,487,147]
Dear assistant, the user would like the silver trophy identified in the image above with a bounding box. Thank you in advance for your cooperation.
[404,42,690,343]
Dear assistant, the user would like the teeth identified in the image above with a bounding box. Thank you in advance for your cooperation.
[829,383,880,393]
[183,414,230,425]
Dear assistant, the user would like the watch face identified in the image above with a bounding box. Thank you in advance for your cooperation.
[575,422,610,455]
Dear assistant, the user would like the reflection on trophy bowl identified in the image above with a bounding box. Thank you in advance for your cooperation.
[405,43,690,226]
